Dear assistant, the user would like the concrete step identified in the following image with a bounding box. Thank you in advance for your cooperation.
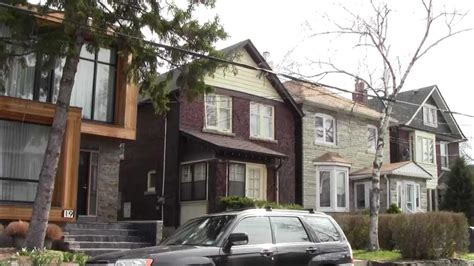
[68,241,151,249]
[64,228,143,236]
[64,234,146,242]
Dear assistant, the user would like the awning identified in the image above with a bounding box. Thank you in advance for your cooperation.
[350,161,432,180]
[180,129,286,158]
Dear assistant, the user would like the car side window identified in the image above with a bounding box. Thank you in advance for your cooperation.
[270,217,310,243]
[232,216,272,245]
[304,216,341,242]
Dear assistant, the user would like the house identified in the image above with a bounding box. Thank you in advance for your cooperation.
[119,40,303,230]
[286,80,434,214]
[367,85,466,211]
[0,16,138,223]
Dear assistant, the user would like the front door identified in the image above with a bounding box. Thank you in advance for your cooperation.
[77,151,98,216]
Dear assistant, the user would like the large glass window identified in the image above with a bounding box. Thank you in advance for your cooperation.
[0,120,50,202]
[232,217,272,245]
[228,163,266,200]
[315,114,336,144]
[270,217,310,243]
[180,162,207,201]
[250,102,274,140]
[204,94,232,133]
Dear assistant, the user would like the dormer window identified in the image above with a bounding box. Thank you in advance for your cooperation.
[423,104,437,127]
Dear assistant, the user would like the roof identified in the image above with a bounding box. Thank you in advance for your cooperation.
[313,152,351,165]
[285,81,384,121]
[350,161,432,179]
[180,129,286,158]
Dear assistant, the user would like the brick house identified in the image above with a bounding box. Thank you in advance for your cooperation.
[286,80,434,213]
[119,40,303,229]
[368,85,466,211]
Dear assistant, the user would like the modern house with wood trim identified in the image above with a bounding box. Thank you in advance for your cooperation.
[0,18,138,223]
[119,40,303,230]
[367,85,465,211]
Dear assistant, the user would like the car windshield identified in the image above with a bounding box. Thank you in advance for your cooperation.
[162,215,236,246]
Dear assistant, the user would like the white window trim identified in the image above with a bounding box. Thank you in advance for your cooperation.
[439,141,449,170]
[204,93,232,133]
[411,132,436,165]
[245,163,267,201]
[315,165,349,212]
[395,181,421,213]
[367,125,378,153]
[423,104,438,127]
[146,170,156,193]
[354,181,371,209]
[249,102,275,140]
[314,113,336,145]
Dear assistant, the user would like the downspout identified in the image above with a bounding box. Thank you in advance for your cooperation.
[384,175,389,209]
[161,116,167,222]
[275,158,283,205]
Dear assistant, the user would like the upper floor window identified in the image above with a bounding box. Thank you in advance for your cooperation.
[204,94,232,133]
[367,125,378,151]
[439,142,449,169]
[316,165,349,212]
[180,162,207,201]
[250,102,274,140]
[416,136,435,164]
[423,104,437,127]
[315,114,336,145]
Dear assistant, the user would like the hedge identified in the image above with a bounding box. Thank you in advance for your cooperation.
[219,196,303,211]
[332,212,469,260]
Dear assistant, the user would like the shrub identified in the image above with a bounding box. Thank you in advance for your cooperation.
[46,224,64,241]
[332,214,369,249]
[385,204,401,214]
[0,223,4,235]
[219,196,303,211]
[378,214,397,250]
[5,221,29,237]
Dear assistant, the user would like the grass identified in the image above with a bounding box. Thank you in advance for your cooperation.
[353,250,402,261]
[460,253,474,261]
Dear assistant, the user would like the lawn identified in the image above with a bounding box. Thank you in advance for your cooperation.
[460,253,474,261]
[353,250,402,261]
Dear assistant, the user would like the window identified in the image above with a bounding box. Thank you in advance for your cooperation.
[270,217,310,243]
[147,170,157,193]
[304,216,341,242]
[180,162,207,201]
[315,114,336,144]
[354,182,370,209]
[440,142,449,169]
[228,163,266,200]
[396,181,421,213]
[316,166,349,212]
[367,125,378,151]
[232,217,272,245]
[0,119,50,203]
[250,102,274,140]
[416,136,435,164]
[423,104,437,127]
[204,94,232,133]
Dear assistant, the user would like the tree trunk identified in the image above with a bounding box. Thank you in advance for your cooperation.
[368,103,393,251]
[24,32,84,249]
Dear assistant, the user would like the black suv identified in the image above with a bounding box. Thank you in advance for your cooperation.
[87,208,353,265]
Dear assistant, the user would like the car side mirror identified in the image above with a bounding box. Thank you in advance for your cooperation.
[224,233,248,250]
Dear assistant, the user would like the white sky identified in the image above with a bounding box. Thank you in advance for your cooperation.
[197,0,474,159]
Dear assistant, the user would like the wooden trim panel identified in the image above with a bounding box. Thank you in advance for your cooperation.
[0,96,81,222]
[82,121,136,140]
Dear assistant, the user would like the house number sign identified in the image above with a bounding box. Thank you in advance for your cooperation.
[63,209,75,218]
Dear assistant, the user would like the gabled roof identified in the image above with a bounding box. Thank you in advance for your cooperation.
[180,129,286,158]
[367,85,465,140]
[285,81,384,121]
[350,161,432,179]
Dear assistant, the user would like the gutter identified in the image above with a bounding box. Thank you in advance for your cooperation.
[275,158,283,205]
[161,116,168,221]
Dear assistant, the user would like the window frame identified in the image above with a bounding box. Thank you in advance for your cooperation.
[423,104,438,127]
[227,163,246,197]
[226,162,267,200]
[354,181,371,209]
[146,170,156,193]
[204,93,232,133]
[439,141,449,170]
[367,125,378,152]
[314,113,336,145]
[249,102,275,140]
[315,165,350,212]
[395,181,422,213]
[180,162,208,202]
[412,135,435,164]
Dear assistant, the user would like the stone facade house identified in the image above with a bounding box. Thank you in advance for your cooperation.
[286,81,433,213]
[119,40,303,230]
[368,85,465,211]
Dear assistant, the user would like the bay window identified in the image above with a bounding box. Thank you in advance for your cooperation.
[250,102,274,140]
[440,142,449,169]
[316,165,349,212]
[180,162,207,201]
[315,114,336,145]
[423,104,437,127]
[0,119,50,202]
[204,94,232,133]
[227,163,266,200]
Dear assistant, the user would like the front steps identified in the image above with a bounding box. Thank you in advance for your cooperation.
[63,222,157,257]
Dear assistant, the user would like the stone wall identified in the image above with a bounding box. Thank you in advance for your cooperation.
[302,105,390,210]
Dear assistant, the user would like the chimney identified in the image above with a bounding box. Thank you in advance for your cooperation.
[352,78,368,105]
[262,51,273,68]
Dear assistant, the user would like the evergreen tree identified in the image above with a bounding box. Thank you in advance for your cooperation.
[442,157,474,224]
[0,0,227,249]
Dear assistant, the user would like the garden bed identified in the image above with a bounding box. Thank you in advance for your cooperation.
[0,248,88,266]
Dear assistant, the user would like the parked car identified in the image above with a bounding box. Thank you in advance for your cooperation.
[87,208,353,266]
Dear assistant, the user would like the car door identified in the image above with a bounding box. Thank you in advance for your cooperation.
[270,216,316,266]
[218,216,276,266]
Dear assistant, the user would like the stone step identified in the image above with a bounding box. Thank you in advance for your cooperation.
[64,234,146,242]
[72,248,130,257]
[68,241,151,249]
[64,222,137,230]
[64,228,143,236]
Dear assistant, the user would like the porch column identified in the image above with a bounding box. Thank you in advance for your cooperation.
[427,189,432,212]
[434,189,439,211]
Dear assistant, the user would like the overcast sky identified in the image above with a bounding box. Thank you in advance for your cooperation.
[197,0,474,159]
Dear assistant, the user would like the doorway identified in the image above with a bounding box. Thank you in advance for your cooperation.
[77,150,99,216]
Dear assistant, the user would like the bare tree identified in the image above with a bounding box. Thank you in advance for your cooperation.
[460,140,473,163]
[285,0,471,250]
